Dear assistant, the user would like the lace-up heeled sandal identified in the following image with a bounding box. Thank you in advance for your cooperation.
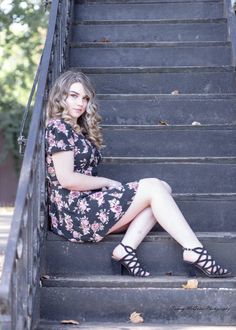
[183,247,232,278]
[111,243,150,277]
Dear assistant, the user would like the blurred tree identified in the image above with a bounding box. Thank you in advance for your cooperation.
[0,0,48,169]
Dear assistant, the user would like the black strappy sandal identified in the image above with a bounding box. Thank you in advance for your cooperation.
[183,247,232,278]
[112,243,150,277]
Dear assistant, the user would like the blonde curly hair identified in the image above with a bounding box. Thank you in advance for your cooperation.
[46,70,103,149]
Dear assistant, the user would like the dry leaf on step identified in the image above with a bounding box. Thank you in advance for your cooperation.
[171,90,180,95]
[182,279,198,289]
[60,319,80,325]
[129,311,144,324]
[159,120,169,126]
[192,121,201,126]
[100,37,110,43]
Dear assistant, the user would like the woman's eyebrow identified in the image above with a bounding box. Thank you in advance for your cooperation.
[69,90,79,95]
[70,90,88,97]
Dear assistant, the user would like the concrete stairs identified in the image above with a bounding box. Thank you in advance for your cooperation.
[37,0,236,328]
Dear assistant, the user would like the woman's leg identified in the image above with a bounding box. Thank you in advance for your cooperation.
[109,178,201,250]
[108,178,230,276]
[112,207,156,260]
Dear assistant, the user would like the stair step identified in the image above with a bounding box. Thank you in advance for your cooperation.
[98,161,236,193]
[98,94,236,125]
[73,20,228,43]
[79,70,236,94]
[76,0,224,3]
[40,272,236,324]
[44,232,236,276]
[102,126,236,158]
[41,275,236,289]
[36,321,236,330]
[70,43,231,68]
[75,3,223,21]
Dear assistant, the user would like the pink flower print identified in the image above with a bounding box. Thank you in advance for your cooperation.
[109,192,123,199]
[48,166,54,174]
[57,139,66,149]
[65,215,73,231]
[90,192,105,206]
[93,233,103,242]
[109,199,122,220]
[82,140,89,153]
[80,217,90,235]
[91,222,101,233]
[84,168,93,176]
[72,231,80,239]
[54,191,62,204]
[78,199,90,214]
[68,137,74,146]
[51,215,58,229]
[57,122,67,133]
[68,191,80,205]
[96,209,109,224]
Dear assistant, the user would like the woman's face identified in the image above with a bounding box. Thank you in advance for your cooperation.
[65,82,89,121]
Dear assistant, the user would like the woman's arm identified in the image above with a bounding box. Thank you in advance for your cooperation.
[52,150,121,191]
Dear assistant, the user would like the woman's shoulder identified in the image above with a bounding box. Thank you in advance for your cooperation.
[46,118,72,133]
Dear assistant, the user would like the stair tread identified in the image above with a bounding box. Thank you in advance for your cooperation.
[72,41,231,47]
[74,66,235,73]
[102,157,236,164]
[41,274,236,289]
[46,231,236,241]
[74,18,227,25]
[36,320,236,330]
[102,124,236,128]
[97,93,236,99]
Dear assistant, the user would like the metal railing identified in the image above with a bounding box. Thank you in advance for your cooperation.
[0,0,73,329]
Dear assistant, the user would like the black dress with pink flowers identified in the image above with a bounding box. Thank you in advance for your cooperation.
[45,118,138,243]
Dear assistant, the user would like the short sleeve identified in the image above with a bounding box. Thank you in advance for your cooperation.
[45,119,75,154]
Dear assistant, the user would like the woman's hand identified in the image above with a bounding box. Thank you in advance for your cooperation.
[105,178,123,189]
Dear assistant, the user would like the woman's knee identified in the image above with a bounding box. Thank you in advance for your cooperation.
[139,178,172,194]
[161,180,172,194]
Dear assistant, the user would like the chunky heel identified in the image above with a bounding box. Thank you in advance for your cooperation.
[183,246,232,278]
[184,262,197,277]
[111,243,150,277]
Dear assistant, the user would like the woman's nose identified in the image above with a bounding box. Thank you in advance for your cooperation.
[77,97,83,106]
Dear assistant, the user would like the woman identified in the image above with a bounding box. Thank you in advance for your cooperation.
[45,70,231,278]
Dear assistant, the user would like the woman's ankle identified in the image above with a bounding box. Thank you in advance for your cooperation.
[182,245,203,263]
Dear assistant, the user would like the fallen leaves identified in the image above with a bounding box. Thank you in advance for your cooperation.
[182,278,199,289]
[100,37,110,43]
[60,319,80,325]
[129,311,144,324]
[171,90,180,95]
[159,120,169,126]
[192,121,201,126]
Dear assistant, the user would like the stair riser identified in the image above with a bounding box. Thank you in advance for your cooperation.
[76,0,224,3]
[40,287,236,324]
[86,72,236,94]
[102,129,236,157]
[44,236,236,275]
[75,3,223,21]
[99,98,236,125]
[73,22,227,42]
[98,163,236,193]
[70,46,231,67]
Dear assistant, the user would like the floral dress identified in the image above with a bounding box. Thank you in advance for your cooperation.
[45,118,139,243]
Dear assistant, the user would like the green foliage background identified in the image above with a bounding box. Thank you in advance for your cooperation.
[0,0,48,170]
